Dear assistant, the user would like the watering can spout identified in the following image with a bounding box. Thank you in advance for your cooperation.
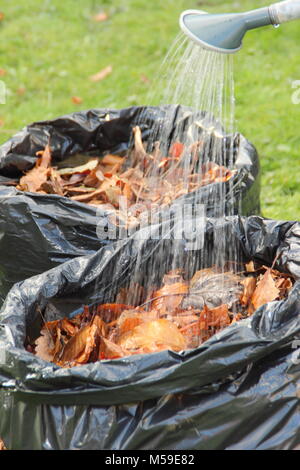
[180,1,300,53]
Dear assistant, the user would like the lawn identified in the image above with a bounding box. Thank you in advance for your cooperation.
[0,0,299,220]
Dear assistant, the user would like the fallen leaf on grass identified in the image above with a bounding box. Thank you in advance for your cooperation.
[140,74,151,84]
[92,11,109,22]
[0,12,4,21]
[71,96,83,105]
[16,87,26,96]
[90,65,112,82]
[0,68,6,76]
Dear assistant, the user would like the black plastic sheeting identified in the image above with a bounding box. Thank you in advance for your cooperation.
[0,105,260,303]
[0,215,300,450]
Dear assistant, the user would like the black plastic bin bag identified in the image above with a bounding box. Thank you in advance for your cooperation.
[0,215,300,450]
[0,105,260,303]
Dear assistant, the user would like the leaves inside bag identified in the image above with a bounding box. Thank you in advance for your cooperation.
[11,126,236,229]
[28,262,295,367]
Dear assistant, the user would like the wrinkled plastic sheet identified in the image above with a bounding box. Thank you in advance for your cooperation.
[0,215,300,450]
[0,105,260,303]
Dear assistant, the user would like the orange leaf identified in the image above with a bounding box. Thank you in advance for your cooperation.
[169,142,184,159]
[58,324,99,366]
[99,338,125,360]
[0,69,6,76]
[101,154,124,166]
[152,282,188,313]
[117,319,186,353]
[71,96,83,104]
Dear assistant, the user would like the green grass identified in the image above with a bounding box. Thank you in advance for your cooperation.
[0,0,299,220]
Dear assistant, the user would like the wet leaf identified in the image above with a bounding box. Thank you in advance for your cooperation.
[152,282,188,313]
[117,319,187,353]
[182,268,243,310]
[99,338,125,360]
[57,324,100,366]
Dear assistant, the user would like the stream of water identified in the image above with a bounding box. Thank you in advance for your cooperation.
[96,33,243,336]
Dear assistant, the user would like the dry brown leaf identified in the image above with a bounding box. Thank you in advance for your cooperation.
[90,65,112,82]
[0,12,4,21]
[240,276,257,308]
[250,268,280,311]
[0,68,6,76]
[17,145,52,192]
[58,159,99,176]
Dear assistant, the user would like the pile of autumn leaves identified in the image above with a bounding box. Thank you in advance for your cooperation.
[13,126,234,228]
[32,263,294,367]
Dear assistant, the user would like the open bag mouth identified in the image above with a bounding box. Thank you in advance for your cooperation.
[0,215,299,407]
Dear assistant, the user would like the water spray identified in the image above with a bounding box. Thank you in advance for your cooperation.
[180,0,300,53]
